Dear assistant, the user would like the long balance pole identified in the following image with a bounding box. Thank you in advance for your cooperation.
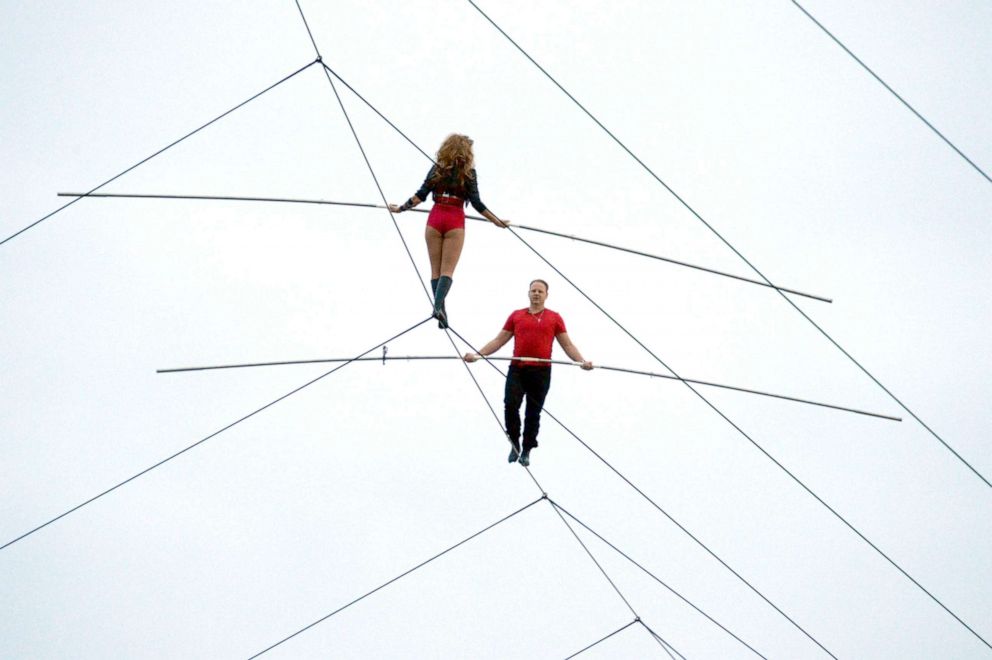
[157,354,899,422]
[58,192,831,303]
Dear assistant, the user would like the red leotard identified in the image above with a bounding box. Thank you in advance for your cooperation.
[413,165,486,236]
[426,202,465,235]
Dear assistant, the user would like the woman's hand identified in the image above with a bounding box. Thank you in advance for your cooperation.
[463,352,480,362]
[388,203,402,213]
[482,210,510,228]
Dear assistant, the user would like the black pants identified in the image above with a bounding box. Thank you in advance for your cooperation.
[504,365,552,451]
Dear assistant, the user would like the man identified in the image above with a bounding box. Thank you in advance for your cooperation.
[463,279,592,466]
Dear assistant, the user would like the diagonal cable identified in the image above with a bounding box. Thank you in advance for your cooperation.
[1,316,431,552]
[642,620,685,660]
[539,496,639,619]
[791,1,990,184]
[550,499,767,659]
[462,0,990,491]
[293,0,321,57]
[564,619,638,659]
[323,63,434,162]
[248,496,544,659]
[0,59,319,247]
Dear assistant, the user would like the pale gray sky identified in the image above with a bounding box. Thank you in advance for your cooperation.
[2,1,990,658]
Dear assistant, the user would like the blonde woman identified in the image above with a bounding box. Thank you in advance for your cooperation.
[390,134,509,328]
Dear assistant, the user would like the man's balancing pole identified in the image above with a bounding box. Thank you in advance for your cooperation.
[156,354,899,422]
[58,192,830,303]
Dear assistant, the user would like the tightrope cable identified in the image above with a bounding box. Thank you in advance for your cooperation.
[463,0,990,491]
[248,497,544,659]
[294,4,674,655]
[309,10,541,498]
[0,60,318,247]
[293,0,321,58]
[443,326,544,493]
[0,316,431,552]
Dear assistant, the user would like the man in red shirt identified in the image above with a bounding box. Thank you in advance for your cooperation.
[463,279,592,466]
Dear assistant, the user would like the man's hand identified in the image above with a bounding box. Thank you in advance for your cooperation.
[580,360,593,371]
[463,352,480,362]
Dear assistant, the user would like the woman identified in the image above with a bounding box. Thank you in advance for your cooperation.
[389,134,508,328]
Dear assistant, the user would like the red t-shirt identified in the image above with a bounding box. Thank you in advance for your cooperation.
[503,308,567,367]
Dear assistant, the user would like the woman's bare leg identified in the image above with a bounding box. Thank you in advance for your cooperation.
[439,228,465,277]
[425,226,444,279]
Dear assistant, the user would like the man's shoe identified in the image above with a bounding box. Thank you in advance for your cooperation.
[508,446,519,463]
[519,449,531,467]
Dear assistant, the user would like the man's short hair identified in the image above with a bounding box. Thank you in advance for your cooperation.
[530,279,549,292]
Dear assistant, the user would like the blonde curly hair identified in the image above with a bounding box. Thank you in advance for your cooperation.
[429,134,476,193]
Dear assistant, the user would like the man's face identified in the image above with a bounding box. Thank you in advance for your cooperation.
[529,282,548,306]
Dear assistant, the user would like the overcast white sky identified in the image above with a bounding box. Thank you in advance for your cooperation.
[2,1,990,658]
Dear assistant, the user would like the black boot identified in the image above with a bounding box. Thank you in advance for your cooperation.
[433,276,452,328]
[519,448,531,467]
[507,437,521,463]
